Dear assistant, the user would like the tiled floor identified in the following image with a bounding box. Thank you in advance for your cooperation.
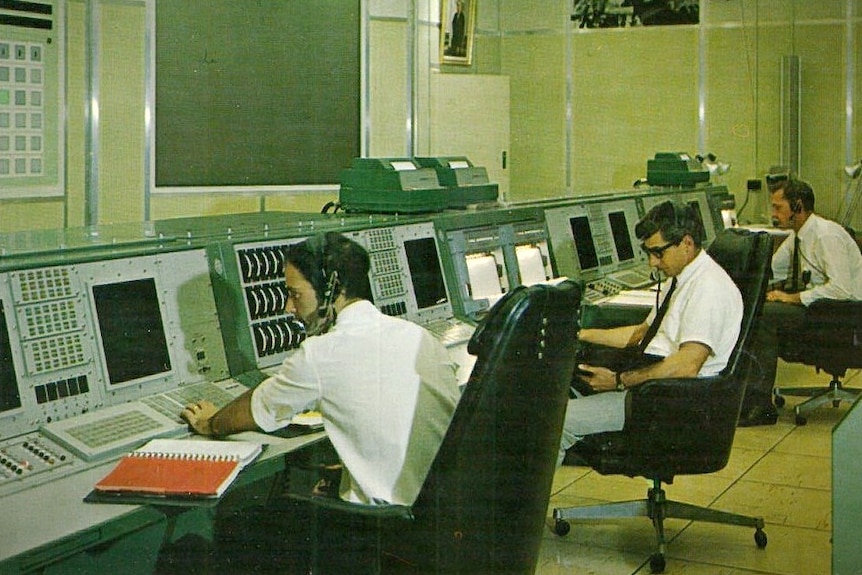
[537,361,860,575]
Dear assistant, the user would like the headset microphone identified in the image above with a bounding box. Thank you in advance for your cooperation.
[649,270,664,310]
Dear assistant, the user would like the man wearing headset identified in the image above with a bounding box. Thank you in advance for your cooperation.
[559,201,743,463]
[739,177,862,426]
[181,232,460,506]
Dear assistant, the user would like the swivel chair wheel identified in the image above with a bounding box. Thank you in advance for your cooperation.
[649,552,666,573]
[553,519,571,536]
[773,394,786,408]
[795,413,807,425]
[755,528,768,548]
[833,399,842,408]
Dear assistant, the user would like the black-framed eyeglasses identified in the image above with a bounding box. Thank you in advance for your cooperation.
[640,240,679,259]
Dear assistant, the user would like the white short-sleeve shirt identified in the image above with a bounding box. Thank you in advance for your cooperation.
[250,300,460,506]
[644,249,743,376]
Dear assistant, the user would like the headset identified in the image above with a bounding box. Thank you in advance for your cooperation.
[306,234,341,321]
[789,199,803,222]
[675,201,705,245]
[319,270,340,318]
[644,200,705,248]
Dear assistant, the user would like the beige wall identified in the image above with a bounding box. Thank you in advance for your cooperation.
[500,0,862,228]
[1,0,859,233]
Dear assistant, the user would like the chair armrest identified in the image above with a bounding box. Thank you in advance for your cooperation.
[805,300,862,329]
[580,303,651,329]
[285,492,415,521]
[630,375,725,402]
[625,375,739,435]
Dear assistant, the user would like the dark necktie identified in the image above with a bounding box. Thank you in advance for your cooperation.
[639,277,677,352]
[788,235,801,293]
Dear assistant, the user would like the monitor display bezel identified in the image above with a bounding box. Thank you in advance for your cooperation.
[568,214,600,272]
[403,235,450,313]
[607,209,636,264]
[0,299,23,416]
[89,275,175,391]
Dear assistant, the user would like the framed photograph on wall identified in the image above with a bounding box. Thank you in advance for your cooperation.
[440,0,476,66]
[571,0,699,29]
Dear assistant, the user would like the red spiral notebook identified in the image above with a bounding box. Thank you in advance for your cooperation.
[91,438,262,501]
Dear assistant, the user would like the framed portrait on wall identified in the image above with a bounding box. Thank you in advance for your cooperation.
[440,0,476,66]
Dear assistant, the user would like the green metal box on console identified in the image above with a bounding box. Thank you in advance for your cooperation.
[339,157,448,213]
[646,152,710,187]
[414,156,499,208]
[339,157,499,213]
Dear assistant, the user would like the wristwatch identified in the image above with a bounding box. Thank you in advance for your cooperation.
[615,371,625,391]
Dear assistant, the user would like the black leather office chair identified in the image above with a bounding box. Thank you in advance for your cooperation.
[771,228,862,424]
[773,299,862,424]
[553,228,772,574]
[288,280,582,574]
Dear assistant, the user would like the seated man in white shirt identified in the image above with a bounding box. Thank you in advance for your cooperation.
[182,231,460,506]
[559,201,743,464]
[738,178,862,426]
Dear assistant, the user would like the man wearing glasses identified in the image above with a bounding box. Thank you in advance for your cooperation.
[559,201,743,461]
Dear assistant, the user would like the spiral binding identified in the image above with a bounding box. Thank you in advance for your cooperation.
[131,451,240,462]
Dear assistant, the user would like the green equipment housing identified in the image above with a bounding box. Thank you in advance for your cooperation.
[646,152,710,187]
[414,156,499,208]
[339,156,499,213]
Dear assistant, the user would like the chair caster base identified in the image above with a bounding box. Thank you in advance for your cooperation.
[755,527,768,548]
[649,552,666,573]
[553,519,570,536]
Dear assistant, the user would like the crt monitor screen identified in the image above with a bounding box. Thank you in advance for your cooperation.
[0,301,22,414]
[92,278,172,386]
[404,237,449,310]
[608,210,635,263]
[569,216,599,271]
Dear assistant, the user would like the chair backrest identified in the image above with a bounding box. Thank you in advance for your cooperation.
[588,228,772,480]
[707,228,773,377]
[407,280,581,574]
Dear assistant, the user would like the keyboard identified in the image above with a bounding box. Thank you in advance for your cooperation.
[41,402,183,461]
[583,278,623,303]
[610,270,653,289]
[40,381,248,462]
[143,380,246,422]
[424,317,476,347]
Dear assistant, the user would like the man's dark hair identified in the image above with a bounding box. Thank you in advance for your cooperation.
[634,200,706,248]
[774,178,815,213]
[285,232,372,302]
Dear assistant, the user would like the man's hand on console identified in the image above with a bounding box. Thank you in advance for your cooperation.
[766,289,802,304]
[181,400,219,436]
